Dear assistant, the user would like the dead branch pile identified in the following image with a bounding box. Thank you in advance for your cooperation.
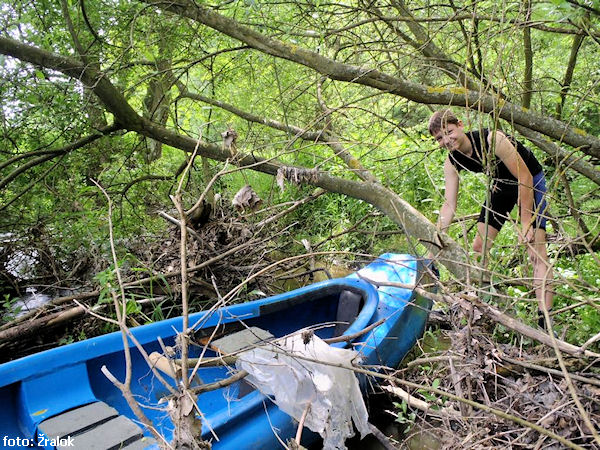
[145,207,272,301]
[0,200,315,358]
[391,309,600,449]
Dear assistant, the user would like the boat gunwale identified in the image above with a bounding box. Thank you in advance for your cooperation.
[0,277,379,388]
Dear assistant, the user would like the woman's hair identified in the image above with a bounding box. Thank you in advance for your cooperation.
[428,109,459,135]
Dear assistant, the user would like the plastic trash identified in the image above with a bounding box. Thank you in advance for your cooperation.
[236,332,370,450]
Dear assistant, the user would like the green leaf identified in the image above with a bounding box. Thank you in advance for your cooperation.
[126,299,141,315]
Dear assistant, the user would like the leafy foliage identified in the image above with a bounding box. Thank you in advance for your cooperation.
[0,0,598,351]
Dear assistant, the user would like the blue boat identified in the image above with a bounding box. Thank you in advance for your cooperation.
[0,253,433,449]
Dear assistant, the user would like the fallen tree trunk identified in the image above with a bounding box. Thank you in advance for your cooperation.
[0,305,88,349]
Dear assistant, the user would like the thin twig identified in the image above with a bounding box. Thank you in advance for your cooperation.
[190,369,249,394]
[295,403,310,445]
[93,180,167,445]
[500,355,600,387]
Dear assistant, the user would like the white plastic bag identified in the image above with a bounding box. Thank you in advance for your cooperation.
[236,332,370,450]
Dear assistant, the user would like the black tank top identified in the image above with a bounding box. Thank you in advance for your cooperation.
[449,129,543,185]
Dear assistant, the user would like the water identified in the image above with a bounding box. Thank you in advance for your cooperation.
[1,234,53,317]
[11,287,52,317]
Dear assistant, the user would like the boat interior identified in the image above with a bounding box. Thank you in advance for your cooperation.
[0,280,378,449]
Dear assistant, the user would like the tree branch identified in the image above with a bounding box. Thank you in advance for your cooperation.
[141,0,600,159]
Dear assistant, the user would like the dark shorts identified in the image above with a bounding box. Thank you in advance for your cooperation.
[478,172,548,231]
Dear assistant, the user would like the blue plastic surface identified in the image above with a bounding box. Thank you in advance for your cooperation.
[0,253,433,449]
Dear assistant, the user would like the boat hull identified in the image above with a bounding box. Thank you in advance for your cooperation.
[0,253,433,449]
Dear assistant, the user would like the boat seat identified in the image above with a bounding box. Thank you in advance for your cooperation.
[38,401,157,449]
[209,326,274,399]
[333,289,363,337]
[209,326,274,355]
